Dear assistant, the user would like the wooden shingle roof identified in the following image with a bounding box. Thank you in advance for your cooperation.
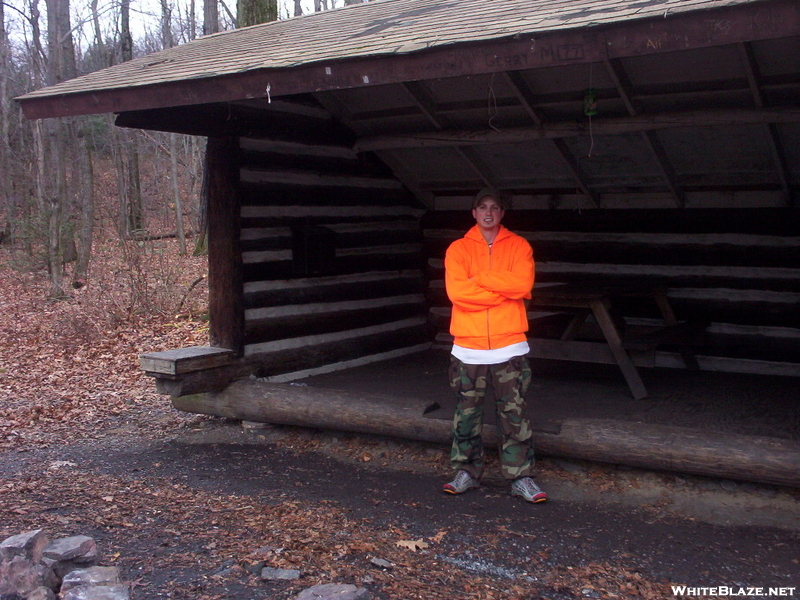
[17,0,792,118]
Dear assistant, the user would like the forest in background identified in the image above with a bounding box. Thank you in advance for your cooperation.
[0,0,368,300]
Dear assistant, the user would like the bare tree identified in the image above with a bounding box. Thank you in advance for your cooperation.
[237,0,276,28]
[159,0,187,254]
[0,0,10,235]
[117,0,144,236]
[35,0,79,296]
[203,0,219,35]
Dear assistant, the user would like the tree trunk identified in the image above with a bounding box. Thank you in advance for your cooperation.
[170,135,186,255]
[203,0,219,35]
[0,0,10,236]
[75,126,95,279]
[160,0,174,48]
[119,0,143,236]
[237,0,276,28]
[44,117,66,297]
[42,0,77,297]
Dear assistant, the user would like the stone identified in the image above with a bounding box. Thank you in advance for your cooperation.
[26,586,57,600]
[60,584,130,600]
[0,556,41,596]
[293,583,371,600]
[42,536,96,562]
[368,557,393,569]
[61,567,120,593]
[260,567,301,580]
[0,530,48,563]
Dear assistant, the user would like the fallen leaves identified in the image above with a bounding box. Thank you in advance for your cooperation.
[395,538,430,552]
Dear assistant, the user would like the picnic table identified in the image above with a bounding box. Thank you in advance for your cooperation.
[528,283,701,399]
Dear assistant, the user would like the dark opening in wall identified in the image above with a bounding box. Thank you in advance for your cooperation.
[291,220,337,277]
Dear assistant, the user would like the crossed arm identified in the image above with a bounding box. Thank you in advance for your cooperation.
[445,241,534,312]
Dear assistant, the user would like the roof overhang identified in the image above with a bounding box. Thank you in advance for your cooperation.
[16,0,800,121]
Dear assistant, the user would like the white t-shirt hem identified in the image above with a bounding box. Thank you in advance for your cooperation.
[451,341,530,365]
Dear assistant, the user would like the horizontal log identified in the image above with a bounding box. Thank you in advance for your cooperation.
[240,168,403,189]
[535,418,800,488]
[242,253,425,283]
[244,321,430,377]
[153,362,253,396]
[244,301,426,345]
[239,151,370,177]
[263,343,433,383]
[354,108,800,152]
[421,207,800,236]
[244,270,425,309]
[240,137,357,160]
[425,229,800,269]
[173,379,453,443]
[172,380,800,487]
[241,205,425,219]
[426,263,800,293]
[240,185,416,207]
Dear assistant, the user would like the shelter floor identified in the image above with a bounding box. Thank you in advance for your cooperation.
[296,349,800,442]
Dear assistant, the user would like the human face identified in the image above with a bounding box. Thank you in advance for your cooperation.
[472,196,505,234]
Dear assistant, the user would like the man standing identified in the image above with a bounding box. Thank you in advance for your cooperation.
[442,188,546,503]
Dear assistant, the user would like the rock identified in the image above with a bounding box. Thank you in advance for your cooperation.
[0,556,47,596]
[0,531,123,600]
[293,583,371,600]
[0,530,48,563]
[42,536,96,563]
[26,586,57,600]
[368,557,393,569]
[260,567,301,580]
[60,584,130,600]
[61,567,121,593]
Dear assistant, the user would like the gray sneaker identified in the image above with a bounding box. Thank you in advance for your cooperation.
[442,470,479,494]
[511,477,547,503]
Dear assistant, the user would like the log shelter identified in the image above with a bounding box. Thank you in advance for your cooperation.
[17,0,800,485]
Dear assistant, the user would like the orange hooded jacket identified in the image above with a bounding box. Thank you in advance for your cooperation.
[445,224,534,350]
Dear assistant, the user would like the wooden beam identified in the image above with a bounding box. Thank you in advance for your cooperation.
[738,42,794,207]
[603,58,685,208]
[503,71,598,207]
[354,108,800,152]
[140,346,235,376]
[171,379,800,487]
[239,137,358,160]
[206,136,245,354]
[240,168,403,189]
[401,81,496,189]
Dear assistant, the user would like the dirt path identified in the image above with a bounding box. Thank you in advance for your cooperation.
[3,411,798,600]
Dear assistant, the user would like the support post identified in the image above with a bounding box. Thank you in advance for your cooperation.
[206,135,244,354]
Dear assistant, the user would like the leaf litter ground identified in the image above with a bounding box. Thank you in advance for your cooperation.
[1,243,798,600]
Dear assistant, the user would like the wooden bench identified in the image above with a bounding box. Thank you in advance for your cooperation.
[139,347,249,396]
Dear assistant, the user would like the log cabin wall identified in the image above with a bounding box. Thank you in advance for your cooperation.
[423,204,800,378]
[234,125,430,382]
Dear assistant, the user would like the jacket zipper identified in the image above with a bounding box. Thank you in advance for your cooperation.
[486,242,492,349]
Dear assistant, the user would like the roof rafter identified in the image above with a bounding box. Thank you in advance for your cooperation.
[401,81,496,189]
[503,71,599,208]
[603,58,686,208]
[738,41,794,207]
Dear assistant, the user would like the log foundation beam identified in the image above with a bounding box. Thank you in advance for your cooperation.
[171,379,800,488]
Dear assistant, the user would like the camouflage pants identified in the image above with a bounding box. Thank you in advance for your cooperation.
[448,355,535,480]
